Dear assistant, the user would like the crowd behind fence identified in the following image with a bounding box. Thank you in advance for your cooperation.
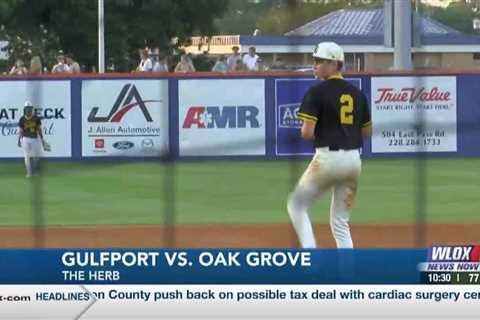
[1,45,303,76]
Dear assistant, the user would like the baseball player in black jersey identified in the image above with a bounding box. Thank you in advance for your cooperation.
[287,42,372,248]
[18,101,48,177]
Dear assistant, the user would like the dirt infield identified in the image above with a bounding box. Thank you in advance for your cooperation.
[0,224,478,248]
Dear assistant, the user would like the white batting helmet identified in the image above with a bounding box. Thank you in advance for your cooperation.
[312,42,344,62]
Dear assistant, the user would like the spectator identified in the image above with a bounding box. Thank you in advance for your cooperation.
[66,54,81,73]
[153,55,169,72]
[234,59,245,72]
[227,46,242,71]
[136,49,153,72]
[9,59,28,75]
[257,58,268,72]
[186,53,196,70]
[242,46,259,71]
[174,54,195,72]
[29,56,43,75]
[211,55,228,72]
[270,57,286,71]
[51,54,69,73]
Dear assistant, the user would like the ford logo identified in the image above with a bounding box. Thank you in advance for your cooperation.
[113,141,134,150]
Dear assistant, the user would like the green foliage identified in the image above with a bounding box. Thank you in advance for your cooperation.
[216,0,477,36]
[426,2,480,34]
[258,1,344,34]
[215,0,279,35]
[191,54,216,71]
[216,0,384,35]
[0,24,61,71]
[0,0,228,72]
[258,0,384,34]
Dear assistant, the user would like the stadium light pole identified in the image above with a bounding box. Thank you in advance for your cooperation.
[393,0,412,70]
[98,0,105,73]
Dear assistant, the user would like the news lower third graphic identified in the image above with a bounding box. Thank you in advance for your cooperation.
[1,248,480,319]
[0,247,479,285]
[0,248,429,284]
[419,245,480,284]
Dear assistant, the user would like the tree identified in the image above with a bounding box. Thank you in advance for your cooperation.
[214,0,281,35]
[257,0,383,35]
[0,0,228,72]
[424,1,480,34]
[215,0,384,36]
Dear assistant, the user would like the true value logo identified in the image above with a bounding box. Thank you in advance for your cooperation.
[375,87,451,104]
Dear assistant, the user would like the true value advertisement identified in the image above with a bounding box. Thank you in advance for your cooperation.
[82,80,169,157]
[371,76,457,153]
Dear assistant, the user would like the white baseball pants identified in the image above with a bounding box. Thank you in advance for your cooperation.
[21,137,42,176]
[287,147,361,248]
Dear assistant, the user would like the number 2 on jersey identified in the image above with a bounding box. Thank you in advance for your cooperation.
[340,94,353,125]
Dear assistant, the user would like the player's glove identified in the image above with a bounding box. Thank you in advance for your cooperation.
[42,140,51,152]
[17,139,21,148]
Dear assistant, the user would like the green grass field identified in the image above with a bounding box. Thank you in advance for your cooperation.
[0,158,478,226]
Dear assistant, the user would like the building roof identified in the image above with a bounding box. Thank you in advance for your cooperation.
[185,7,480,55]
[285,8,460,37]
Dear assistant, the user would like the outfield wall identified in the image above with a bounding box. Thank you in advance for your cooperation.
[0,73,478,160]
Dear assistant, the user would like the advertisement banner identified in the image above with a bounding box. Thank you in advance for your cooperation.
[0,80,71,158]
[371,76,457,153]
[82,80,169,157]
[275,78,362,156]
[179,79,265,156]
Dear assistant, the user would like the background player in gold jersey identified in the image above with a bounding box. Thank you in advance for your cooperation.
[18,101,50,177]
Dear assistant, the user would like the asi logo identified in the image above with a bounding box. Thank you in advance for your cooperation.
[182,106,260,129]
[88,84,161,123]
[278,103,302,129]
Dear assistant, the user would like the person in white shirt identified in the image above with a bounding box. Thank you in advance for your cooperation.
[137,49,153,72]
[242,46,260,71]
[66,54,81,73]
[51,55,69,73]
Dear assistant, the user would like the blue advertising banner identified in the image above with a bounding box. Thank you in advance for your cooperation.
[1,74,479,160]
[0,249,426,284]
[457,75,480,157]
[274,78,362,156]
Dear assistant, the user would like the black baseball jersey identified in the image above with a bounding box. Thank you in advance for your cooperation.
[297,75,371,149]
[19,115,41,138]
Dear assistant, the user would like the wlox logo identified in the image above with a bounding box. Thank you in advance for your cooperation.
[182,106,260,129]
[429,245,480,262]
[278,103,302,128]
[88,84,161,123]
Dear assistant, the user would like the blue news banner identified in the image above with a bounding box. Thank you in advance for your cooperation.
[0,249,427,284]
